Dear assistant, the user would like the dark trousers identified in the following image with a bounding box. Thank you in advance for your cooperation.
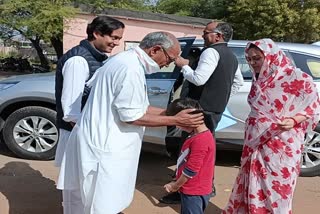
[203,111,223,134]
[180,193,211,214]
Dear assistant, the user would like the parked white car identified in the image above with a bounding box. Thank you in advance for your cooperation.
[312,41,320,46]
[0,38,319,176]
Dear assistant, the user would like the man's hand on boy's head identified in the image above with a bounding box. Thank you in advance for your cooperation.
[174,109,203,128]
[164,181,179,193]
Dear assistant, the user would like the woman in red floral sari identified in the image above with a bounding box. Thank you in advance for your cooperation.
[223,38,320,214]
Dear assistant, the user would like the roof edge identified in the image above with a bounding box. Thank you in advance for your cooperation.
[76,5,214,26]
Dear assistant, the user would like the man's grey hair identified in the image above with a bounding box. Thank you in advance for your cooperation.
[139,32,174,49]
[209,22,233,42]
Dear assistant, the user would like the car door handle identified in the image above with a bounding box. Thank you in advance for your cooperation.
[147,87,169,95]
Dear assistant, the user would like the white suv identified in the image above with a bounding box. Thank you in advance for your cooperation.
[0,38,319,177]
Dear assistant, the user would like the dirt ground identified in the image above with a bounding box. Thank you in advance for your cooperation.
[0,142,319,214]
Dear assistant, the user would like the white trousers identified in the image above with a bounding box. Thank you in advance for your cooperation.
[62,189,84,214]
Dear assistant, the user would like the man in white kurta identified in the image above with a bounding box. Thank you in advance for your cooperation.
[57,32,204,214]
[59,46,148,213]
[54,16,124,214]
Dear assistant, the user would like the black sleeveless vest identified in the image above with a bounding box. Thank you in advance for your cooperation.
[186,43,238,113]
[55,40,108,131]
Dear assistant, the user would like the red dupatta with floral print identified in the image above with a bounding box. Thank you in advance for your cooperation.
[243,39,320,153]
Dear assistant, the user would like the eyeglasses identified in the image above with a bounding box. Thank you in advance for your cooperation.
[203,29,223,36]
[161,47,176,64]
[213,29,223,35]
[203,31,214,36]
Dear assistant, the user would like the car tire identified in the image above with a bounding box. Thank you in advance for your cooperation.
[300,125,320,177]
[300,163,320,177]
[2,106,59,160]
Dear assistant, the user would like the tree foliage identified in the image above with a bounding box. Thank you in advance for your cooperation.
[1,0,318,69]
[0,0,155,67]
[155,0,230,19]
[155,0,320,43]
[0,0,77,67]
[155,0,198,16]
[227,0,320,43]
[73,0,153,12]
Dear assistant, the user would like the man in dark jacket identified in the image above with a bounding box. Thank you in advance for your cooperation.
[54,16,124,214]
[160,21,240,204]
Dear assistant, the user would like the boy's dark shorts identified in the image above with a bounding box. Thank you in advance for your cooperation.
[180,193,211,214]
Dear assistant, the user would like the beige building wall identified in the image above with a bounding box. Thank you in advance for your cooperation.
[64,13,205,55]
[0,47,17,55]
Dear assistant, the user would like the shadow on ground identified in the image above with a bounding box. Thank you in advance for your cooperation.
[215,150,241,167]
[135,150,241,213]
[0,161,62,214]
[0,139,16,158]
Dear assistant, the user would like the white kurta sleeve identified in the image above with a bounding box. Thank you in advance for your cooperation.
[61,56,89,123]
[181,48,220,86]
[114,66,147,122]
[230,66,244,97]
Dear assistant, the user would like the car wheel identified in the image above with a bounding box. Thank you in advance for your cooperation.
[300,126,320,177]
[2,106,59,160]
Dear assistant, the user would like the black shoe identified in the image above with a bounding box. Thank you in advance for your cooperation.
[159,192,181,204]
[210,185,217,198]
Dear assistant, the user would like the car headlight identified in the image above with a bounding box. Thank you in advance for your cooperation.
[0,82,18,91]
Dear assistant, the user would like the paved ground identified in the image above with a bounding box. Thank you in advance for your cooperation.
[0,141,319,214]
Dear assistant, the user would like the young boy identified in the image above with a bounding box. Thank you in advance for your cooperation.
[164,98,216,214]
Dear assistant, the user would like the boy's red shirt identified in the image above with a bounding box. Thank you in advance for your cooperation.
[176,130,216,195]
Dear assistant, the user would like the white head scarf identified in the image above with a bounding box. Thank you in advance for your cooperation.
[134,46,161,75]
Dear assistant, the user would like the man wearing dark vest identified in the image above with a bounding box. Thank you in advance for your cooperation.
[160,21,240,204]
[54,16,124,214]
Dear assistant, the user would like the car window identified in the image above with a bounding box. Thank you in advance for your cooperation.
[307,61,320,77]
[290,52,320,79]
[145,62,177,79]
[229,47,252,80]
